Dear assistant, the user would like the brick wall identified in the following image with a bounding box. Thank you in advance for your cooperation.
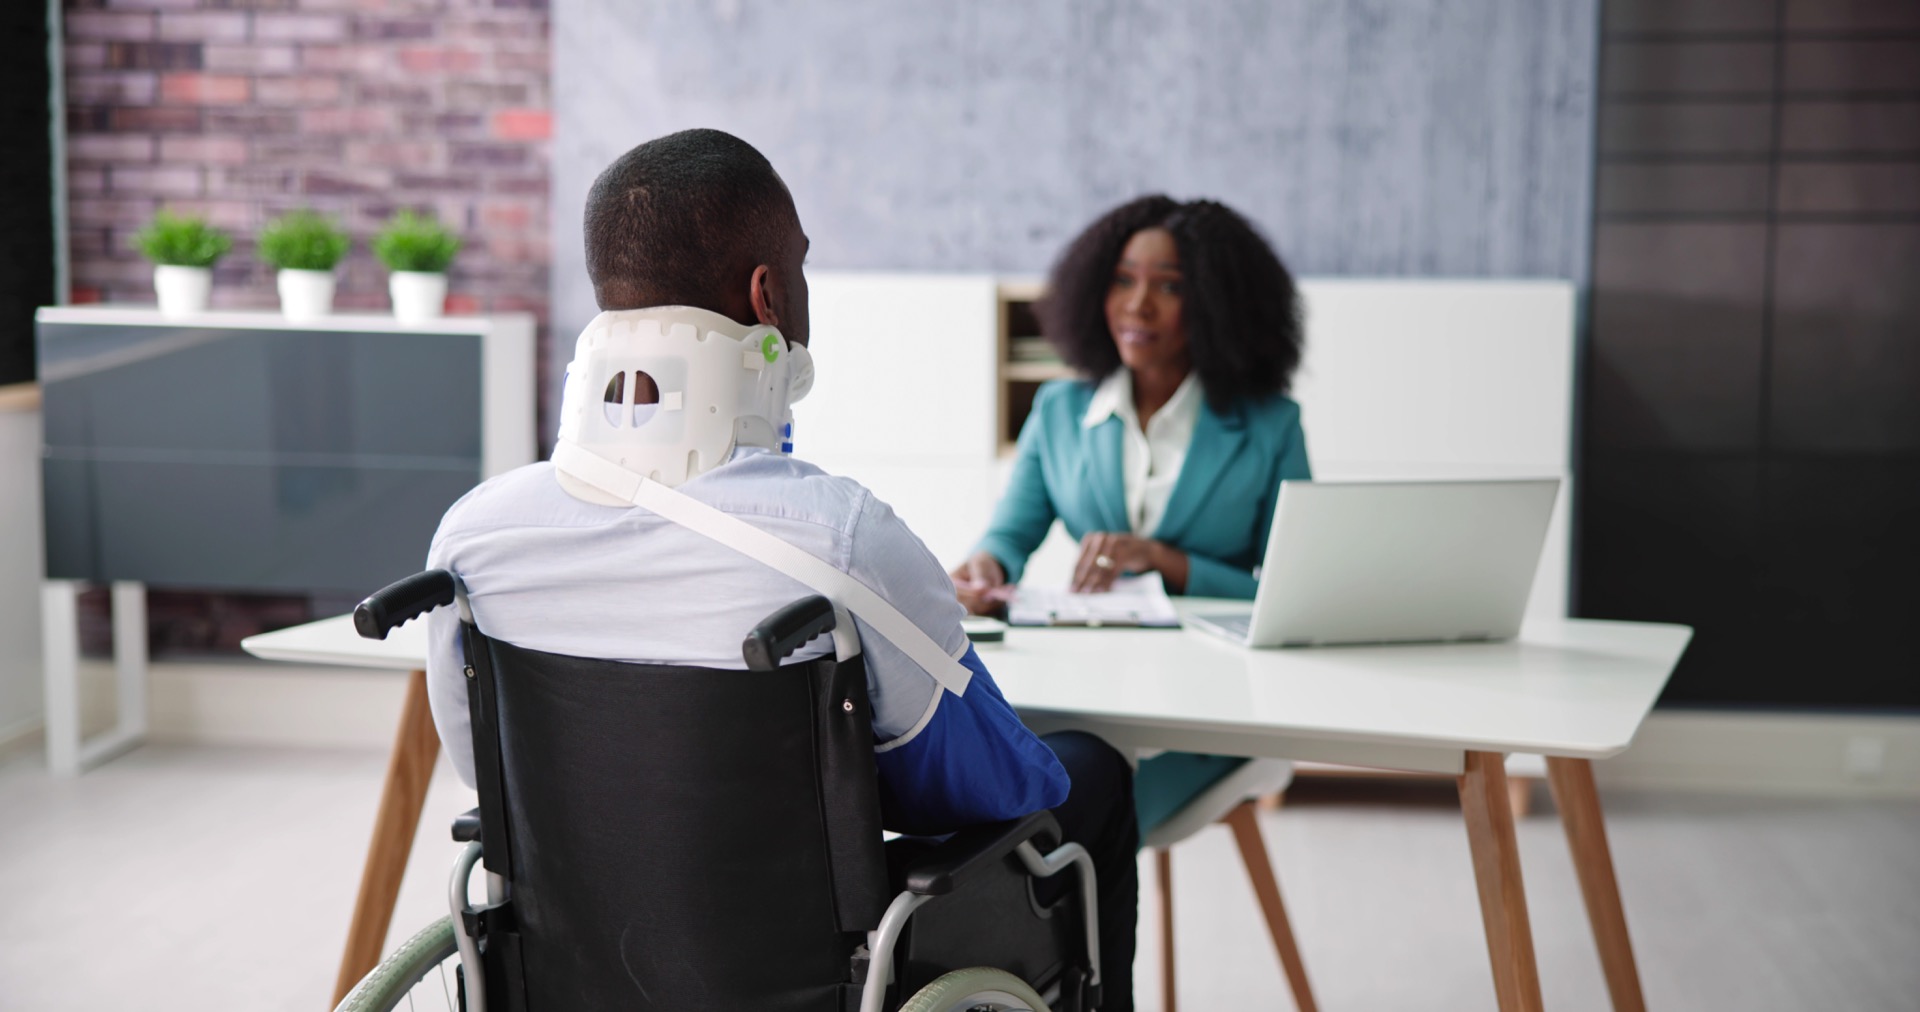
[62,0,550,333]
[60,0,551,656]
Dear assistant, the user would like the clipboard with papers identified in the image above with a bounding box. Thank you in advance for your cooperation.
[1006,573,1182,628]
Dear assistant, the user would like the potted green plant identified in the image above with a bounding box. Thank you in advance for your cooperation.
[371,210,463,323]
[258,209,351,321]
[130,210,231,317]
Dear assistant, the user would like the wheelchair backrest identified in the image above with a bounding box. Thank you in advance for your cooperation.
[466,625,890,1011]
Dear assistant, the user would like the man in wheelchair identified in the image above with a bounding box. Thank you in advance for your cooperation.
[400,129,1138,1011]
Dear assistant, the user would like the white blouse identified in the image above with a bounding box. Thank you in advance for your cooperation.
[1082,370,1201,537]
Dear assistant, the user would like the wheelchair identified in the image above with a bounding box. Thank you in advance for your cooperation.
[335,570,1104,1012]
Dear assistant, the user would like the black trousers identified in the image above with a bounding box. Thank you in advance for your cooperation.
[1040,731,1139,1012]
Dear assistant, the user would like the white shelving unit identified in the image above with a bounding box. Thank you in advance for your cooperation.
[797,274,1577,610]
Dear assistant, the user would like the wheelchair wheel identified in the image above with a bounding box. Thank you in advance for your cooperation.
[333,917,462,1012]
[898,966,1050,1012]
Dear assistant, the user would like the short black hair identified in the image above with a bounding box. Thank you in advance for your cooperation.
[1037,195,1304,411]
[584,128,795,312]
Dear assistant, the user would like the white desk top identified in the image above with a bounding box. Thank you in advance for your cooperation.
[244,613,429,671]
[982,606,1690,773]
[242,602,1690,775]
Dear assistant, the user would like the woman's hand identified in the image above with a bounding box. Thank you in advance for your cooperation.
[1072,532,1188,594]
[950,551,1013,616]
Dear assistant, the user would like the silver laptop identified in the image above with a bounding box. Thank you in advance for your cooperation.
[1188,479,1560,647]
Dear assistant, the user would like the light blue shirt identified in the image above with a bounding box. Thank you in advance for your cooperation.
[425,448,1068,834]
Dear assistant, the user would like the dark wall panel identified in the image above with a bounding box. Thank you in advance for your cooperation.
[1769,225,1920,454]
[1607,0,1776,34]
[1785,0,1920,31]
[1776,165,1920,214]
[1589,223,1768,453]
[1603,42,1776,96]
[1784,41,1920,93]
[1757,459,1920,707]
[1583,7,1920,710]
[0,5,56,385]
[1780,101,1920,153]
[1600,102,1775,156]
[1598,164,1773,214]
[1581,454,1765,704]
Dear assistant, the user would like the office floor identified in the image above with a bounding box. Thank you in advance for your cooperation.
[1,745,1914,1012]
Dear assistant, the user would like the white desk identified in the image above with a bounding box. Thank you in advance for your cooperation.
[245,603,1690,1012]
[987,617,1688,773]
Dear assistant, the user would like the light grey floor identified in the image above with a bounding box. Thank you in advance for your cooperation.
[1,745,1914,1011]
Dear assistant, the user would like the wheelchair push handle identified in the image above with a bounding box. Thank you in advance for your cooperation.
[354,570,457,640]
[742,595,837,671]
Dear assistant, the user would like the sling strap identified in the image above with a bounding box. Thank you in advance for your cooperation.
[552,441,973,697]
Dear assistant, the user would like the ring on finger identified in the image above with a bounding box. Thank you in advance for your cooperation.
[1094,554,1115,570]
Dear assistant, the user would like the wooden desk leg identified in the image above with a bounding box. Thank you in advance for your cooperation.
[1507,776,1536,818]
[1458,751,1544,1012]
[331,669,442,1007]
[1155,847,1177,1012]
[1223,802,1318,1012]
[1545,757,1647,1012]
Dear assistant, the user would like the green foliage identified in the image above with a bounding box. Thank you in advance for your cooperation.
[258,209,352,271]
[371,210,462,273]
[129,211,231,268]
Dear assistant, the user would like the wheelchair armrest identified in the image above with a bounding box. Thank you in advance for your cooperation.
[898,810,1061,896]
[354,570,457,640]
[451,807,483,844]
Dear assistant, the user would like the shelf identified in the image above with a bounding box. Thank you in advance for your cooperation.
[1005,362,1074,382]
[998,279,1045,302]
[34,305,528,336]
[996,279,1049,451]
[0,382,40,413]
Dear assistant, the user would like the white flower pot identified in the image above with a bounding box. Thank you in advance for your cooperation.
[153,265,212,318]
[276,269,337,322]
[388,271,449,324]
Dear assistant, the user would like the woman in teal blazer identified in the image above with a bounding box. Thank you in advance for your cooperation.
[954,195,1310,838]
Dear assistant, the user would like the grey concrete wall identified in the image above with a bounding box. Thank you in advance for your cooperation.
[553,0,1598,346]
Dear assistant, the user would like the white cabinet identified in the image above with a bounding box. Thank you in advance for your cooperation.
[774,273,1578,617]
[795,274,1002,565]
[1289,279,1578,622]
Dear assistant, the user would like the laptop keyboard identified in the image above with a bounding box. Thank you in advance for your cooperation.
[1199,612,1252,640]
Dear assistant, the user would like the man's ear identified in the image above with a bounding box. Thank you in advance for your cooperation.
[749,264,780,328]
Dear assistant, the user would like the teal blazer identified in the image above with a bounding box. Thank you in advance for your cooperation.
[976,378,1311,599]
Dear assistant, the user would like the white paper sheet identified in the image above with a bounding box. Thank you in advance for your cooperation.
[1007,573,1181,628]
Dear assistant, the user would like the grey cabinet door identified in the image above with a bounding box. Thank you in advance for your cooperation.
[40,321,483,595]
